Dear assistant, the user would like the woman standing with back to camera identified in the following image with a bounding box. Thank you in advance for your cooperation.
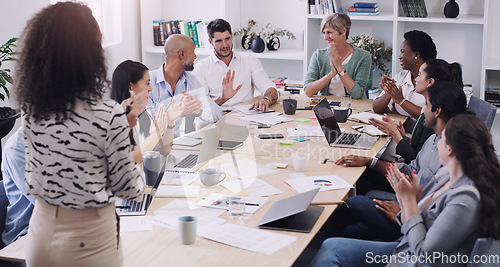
[15,2,144,266]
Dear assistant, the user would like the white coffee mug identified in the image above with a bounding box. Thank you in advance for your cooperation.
[178,216,197,245]
[293,152,310,172]
[199,168,226,186]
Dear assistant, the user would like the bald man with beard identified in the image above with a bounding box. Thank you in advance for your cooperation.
[146,34,222,136]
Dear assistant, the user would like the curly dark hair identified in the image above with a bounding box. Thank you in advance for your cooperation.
[15,2,107,121]
[404,30,437,61]
[111,60,149,104]
[445,114,500,239]
[207,19,232,39]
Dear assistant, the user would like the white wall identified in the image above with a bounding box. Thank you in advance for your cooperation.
[0,0,142,149]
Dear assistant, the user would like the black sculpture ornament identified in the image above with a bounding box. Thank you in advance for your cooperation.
[251,36,265,53]
[444,0,459,18]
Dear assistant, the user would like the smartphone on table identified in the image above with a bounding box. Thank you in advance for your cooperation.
[258,134,284,139]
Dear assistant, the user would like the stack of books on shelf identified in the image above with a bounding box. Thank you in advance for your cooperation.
[284,79,305,94]
[270,77,287,89]
[308,0,343,15]
[400,0,428,18]
[486,88,500,108]
[153,20,209,48]
[347,2,379,16]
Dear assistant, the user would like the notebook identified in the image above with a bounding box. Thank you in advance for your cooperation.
[116,159,166,216]
[164,117,225,172]
[313,98,378,149]
[258,188,324,233]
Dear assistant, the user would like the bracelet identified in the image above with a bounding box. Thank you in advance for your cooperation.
[167,124,175,129]
[369,157,378,169]
[399,98,406,106]
[263,96,272,103]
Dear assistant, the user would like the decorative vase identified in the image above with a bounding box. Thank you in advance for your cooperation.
[241,35,251,49]
[266,35,280,51]
[251,36,265,53]
[444,0,459,18]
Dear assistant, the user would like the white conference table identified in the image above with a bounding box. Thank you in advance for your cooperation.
[0,95,406,266]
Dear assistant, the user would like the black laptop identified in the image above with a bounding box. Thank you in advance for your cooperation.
[313,98,378,149]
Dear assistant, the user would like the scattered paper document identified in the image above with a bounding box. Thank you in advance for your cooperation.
[220,179,283,197]
[161,172,198,185]
[199,223,297,255]
[156,185,200,198]
[352,125,387,136]
[154,199,226,218]
[285,175,354,193]
[120,215,153,234]
[221,159,279,179]
[239,113,293,125]
[233,104,275,115]
[286,124,324,137]
[195,193,268,214]
[350,112,388,124]
[152,214,225,231]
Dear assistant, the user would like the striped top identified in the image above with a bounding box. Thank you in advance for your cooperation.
[23,97,144,209]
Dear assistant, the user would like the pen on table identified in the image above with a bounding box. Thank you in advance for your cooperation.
[353,125,364,130]
[245,203,259,206]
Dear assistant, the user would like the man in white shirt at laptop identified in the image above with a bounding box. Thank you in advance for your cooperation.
[193,18,278,111]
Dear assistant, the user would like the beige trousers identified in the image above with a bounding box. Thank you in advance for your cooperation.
[26,200,122,267]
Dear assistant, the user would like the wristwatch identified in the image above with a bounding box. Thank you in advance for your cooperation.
[338,69,346,77]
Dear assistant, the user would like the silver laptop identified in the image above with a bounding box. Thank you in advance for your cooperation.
[116,160,166,216]
[258,188,323,233]
[164,117,225,172]
[313,98,378,149]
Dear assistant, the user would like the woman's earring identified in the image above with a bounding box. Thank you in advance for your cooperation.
[415,56,419,66]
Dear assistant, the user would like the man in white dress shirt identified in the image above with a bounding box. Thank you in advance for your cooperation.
[193,19,278,111]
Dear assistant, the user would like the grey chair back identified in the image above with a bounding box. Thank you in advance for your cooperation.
[468,237,500,266]
[468,96,496,130]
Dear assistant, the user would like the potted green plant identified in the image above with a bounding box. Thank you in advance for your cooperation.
[350,34,392,89]
[0,38,20,139]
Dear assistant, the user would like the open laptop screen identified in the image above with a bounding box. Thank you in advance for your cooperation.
[312,98,342,144]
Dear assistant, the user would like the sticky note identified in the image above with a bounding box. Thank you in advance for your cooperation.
[235,190,250,196]
[273,162,288,169]
[293,137,310,142]
[280,140,294,145]
[295,118,311,123]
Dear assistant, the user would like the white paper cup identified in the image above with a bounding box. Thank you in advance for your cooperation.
[293,152,310,172]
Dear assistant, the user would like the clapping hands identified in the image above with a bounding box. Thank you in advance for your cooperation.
[369,115,405,142]
[121,90,148,128]
[386,163,422,203]
[380,75,404,104]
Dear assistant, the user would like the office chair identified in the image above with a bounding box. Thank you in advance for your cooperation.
[468,96,497,130]
[468,238,500,266]
[0,181,9,248]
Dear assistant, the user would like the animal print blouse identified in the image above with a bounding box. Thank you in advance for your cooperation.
[23,97,144,209]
